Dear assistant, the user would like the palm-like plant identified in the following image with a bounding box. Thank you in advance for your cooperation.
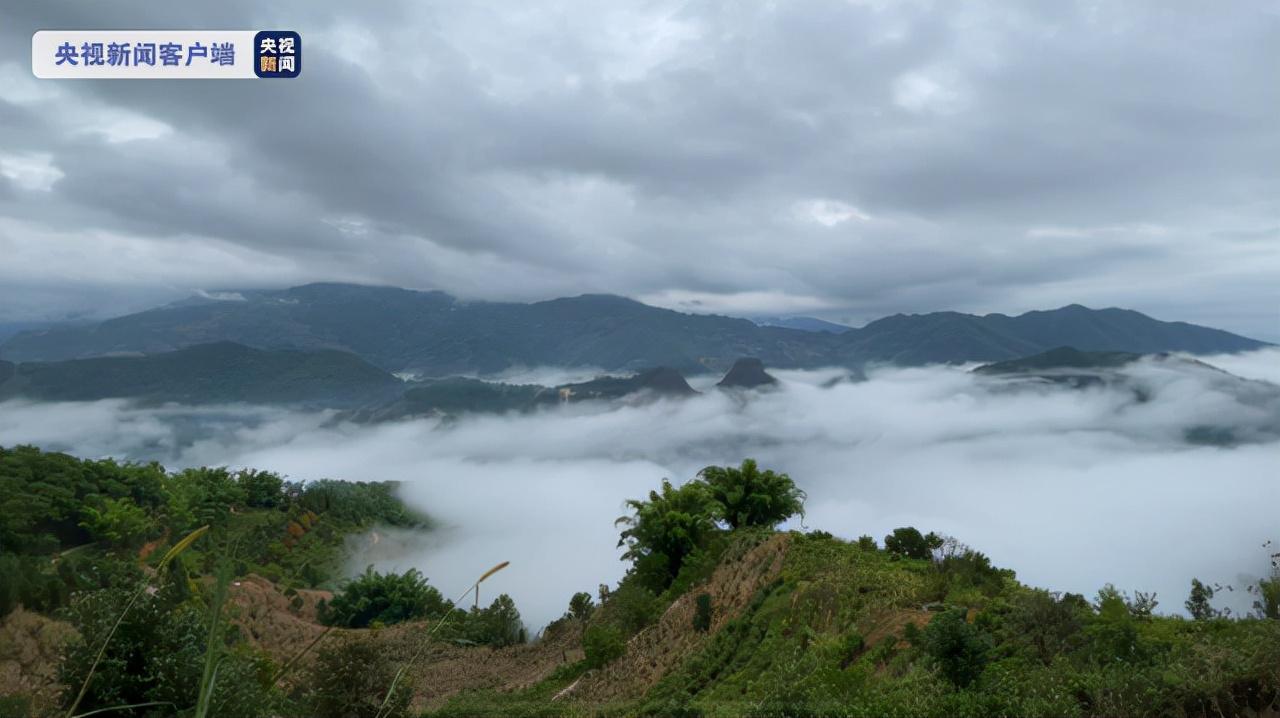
[698,459,805,530]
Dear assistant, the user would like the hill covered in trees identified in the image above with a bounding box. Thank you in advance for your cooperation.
[1,284,1267,375]
[2,448,1277,717]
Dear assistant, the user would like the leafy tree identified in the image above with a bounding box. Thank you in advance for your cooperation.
[304,635,410,718]
[1186,579,1218,620]
[583,624,626,669]
[1253,576,1280,620]
[919,608,990,687]
[883,527,942,560]
[567,591,595,621]
[461,594,526,647]
[856,535,878,551]
[1088,585,1146,664]
[237,469,286,508]
[617,479,716,589]
[697,459,805,530]
[1003,590,1087,663]
[320,567,449,628]
[78,497,154,548]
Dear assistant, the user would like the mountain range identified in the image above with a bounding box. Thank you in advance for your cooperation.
[0,283,1268,376]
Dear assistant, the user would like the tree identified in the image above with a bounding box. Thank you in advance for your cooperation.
[567,591,595,621]
[78,497,154,549]
[320,567,449,628]
[920,608,990,687]
[1186,579,1218,620]
[883,527,943,560]
[1004,590,1087,663]
[698,459,805,530]
[617,479,716,589]
[462,593,527,647]
[237,469,285,508]
[1253,577,1280,620]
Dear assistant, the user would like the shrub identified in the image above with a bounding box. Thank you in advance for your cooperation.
[692,593,713,632]
[58,586,276,716]
[320,567,449,628]
[583,624,626,669]
[856,535,878,551]
[303,635,410,718]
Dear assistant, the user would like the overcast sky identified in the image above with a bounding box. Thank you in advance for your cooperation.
[1,1,1277,339]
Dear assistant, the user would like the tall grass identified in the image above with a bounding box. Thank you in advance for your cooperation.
[373,561,510,718]
[66,525,209,718]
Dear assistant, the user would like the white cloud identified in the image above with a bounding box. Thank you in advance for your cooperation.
[0,153,63,191]
[2,350,1277,626]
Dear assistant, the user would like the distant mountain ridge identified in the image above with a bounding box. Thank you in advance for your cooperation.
[0,283,1268,374]
[0,341,405,408]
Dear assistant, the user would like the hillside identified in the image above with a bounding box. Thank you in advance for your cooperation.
[0,284,1267,374]
[2,448,1278,718]
[0,341,405,408]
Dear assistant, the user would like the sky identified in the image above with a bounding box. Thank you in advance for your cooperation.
[2,349,1278,627]
[1,1,1277,340]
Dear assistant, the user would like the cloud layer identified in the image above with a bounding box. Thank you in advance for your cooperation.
[1,2,1277,338]
[3,348,1278,627]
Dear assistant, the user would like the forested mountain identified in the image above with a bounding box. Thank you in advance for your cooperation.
[0,341,404,408]
[0,284,1268,375]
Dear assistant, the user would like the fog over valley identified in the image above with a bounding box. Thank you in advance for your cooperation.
[4,348,1277,628]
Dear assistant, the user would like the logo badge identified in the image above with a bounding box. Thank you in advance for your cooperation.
[253,30,300,78]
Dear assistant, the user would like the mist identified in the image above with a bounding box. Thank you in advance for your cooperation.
[2,349,1278,628]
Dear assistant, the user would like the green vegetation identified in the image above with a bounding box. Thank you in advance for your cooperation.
[0,341,405,408]
[0,444,439,717]
[320,568,449,628]
[5,449,1279,717]
[698,459,804,530]
[430,462,1280,718]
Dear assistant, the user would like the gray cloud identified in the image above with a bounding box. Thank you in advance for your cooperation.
[0,1,1277,339]
[2,348,1279,627]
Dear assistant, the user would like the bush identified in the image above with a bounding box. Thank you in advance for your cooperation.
[583,624,626,669]
[692,593,713,632]
[58,586,276,716]
[320,567,449,628]
[303,635,410,718]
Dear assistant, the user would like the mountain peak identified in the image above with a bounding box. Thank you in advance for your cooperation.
[717,358,778,388]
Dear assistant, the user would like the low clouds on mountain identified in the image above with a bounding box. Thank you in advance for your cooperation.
[2,349,1278,626]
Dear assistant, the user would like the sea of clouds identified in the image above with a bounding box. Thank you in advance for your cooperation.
[2,348,1278,628]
